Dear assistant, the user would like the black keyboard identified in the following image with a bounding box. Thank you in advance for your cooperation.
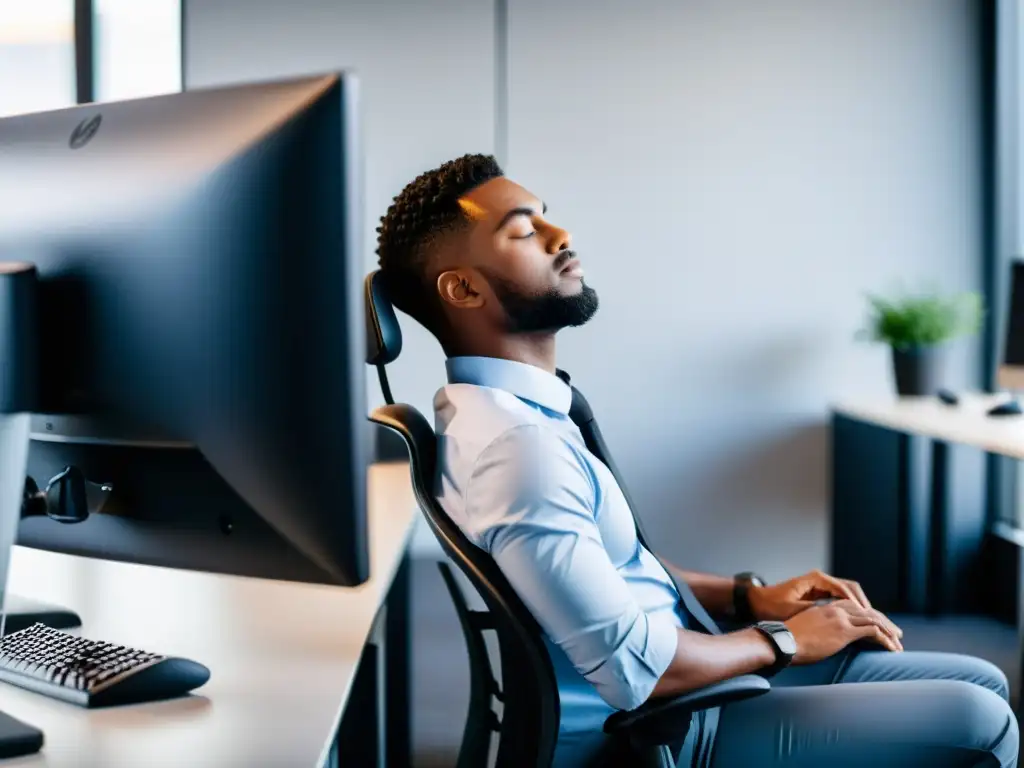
[0,623,210,707]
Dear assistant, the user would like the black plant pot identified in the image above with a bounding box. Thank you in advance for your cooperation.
[891,345,947,396]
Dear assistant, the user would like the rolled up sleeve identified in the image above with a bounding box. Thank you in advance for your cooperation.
[465,425,678,711]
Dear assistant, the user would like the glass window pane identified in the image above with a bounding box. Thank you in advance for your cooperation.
[0,0,75,117]
[94,0,181,102]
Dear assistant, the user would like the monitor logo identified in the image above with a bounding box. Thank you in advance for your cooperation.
[69,114,102,149]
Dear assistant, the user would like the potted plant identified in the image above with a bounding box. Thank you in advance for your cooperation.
[860,289,983,396]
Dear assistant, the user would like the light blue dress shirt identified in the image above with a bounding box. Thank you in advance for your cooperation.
[434,356,688,756]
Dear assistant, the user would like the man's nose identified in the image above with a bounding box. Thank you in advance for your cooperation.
[546,225,572,254]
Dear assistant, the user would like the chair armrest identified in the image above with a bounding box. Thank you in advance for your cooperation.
[603,675,770,747]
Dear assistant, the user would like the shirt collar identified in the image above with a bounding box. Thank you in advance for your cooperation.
[446,356,572,415]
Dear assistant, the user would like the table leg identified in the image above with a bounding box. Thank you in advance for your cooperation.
[927,440,950,615]
[385,552,411,768]
[331,551,412,768]
[334,641,381,768]
[1017,544,1024,711]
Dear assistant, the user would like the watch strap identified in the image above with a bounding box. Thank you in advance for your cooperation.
[732,571,764,623]
[752,620,795,678]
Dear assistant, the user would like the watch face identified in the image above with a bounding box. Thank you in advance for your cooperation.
[738,571,765,587]
[759,622,797,656]
[774,630,797,656]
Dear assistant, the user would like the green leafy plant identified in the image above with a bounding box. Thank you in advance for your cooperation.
[860,290,983,350]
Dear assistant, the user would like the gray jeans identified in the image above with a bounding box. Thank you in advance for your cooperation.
[700,648,1018,767]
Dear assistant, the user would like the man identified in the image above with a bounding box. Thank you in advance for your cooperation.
[376,154,1018,767]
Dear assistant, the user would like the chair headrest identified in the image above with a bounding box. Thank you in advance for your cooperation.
[364,270,403,366]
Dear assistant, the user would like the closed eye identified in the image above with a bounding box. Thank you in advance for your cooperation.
[495,202,548,233]
[511,231,536,239]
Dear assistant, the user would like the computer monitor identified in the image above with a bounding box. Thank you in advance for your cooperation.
[999,260,1024,391]
[0,72,370,588]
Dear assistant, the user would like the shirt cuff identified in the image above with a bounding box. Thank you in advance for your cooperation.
[635,610,680,703]
[589,610,680,711]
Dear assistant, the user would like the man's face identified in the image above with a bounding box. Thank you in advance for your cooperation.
[435,177,598,333]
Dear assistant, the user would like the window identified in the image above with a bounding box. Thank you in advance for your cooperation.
[93,0,181,102]
[0,0,181,119]
[0,0,75,117]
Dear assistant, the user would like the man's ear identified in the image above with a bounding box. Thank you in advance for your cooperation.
[437,270,485,310]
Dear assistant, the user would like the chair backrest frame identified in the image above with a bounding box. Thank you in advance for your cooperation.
[370,403,561,768]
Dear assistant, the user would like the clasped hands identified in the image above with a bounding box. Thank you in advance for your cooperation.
[747,570,903,662]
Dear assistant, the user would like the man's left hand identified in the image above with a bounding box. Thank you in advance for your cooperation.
[747,570,878,623]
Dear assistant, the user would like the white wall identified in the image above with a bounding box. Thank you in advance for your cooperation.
[186,0,494,414]
[187,0,985,573]
[506,0,983,578]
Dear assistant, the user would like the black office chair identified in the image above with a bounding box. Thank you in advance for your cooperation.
[364,270,769,767]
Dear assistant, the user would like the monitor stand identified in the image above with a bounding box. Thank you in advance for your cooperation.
[0,414,47,757]
[1,594,80,635]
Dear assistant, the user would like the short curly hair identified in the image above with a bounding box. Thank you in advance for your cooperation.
[376,153,504,334]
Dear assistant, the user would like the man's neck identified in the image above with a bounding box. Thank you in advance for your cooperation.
[450,333,558,374]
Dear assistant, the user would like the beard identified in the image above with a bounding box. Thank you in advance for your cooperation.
[482,264,600,334]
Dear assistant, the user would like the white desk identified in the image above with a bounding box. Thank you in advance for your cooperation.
[831,393,1022,618]
[0,461,417,768]
[834,393,1024,459]
[834,393,1024,705]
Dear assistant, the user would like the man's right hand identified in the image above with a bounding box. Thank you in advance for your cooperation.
[784,599,903,664]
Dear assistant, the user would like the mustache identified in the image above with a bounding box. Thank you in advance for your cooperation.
[553,250,577,271]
